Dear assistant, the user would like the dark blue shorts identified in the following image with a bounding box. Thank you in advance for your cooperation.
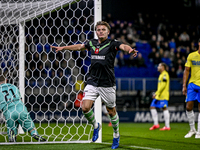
[186,83,200,102]
[150,99,168,108]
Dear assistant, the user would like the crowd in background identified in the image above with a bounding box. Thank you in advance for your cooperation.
[103,12,200,78]
[23,9,200,85]
[2,9,200,89]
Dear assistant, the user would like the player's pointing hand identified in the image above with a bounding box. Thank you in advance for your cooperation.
[129,48,138,57]
[51,45,63,52]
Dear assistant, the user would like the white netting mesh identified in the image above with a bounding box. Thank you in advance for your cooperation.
[0,0,94,143]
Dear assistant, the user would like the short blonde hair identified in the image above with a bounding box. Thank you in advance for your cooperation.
[95,21,111,31]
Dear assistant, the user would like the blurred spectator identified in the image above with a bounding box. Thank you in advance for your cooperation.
[161,41,170,51]
[176,65,184,78]
[115,29,121,39]
[173,52,181,66]
[129,54,136,67]
[53,60,59,70]
[169,67,177,78]
[134,52,146,68]
[146,23,154,40]
[179,31,190,47]
[58,71,67,86]
[158,48,164,58]
[173,32,181,47]
[169,48,175,62]
[126,22,134,35]
[149,35,157,48]
[118,35,129,45]
[161,51,172,67]
[117,51,126,67]
[148,47,156,63]
[110,22,116,34]
[175,59,184,77]
[126,34,135,47]
[123,52,130,65]
[137,12,145,27]
[168,38,176,49]
[190,31,198,43]
[104,13,113,23]
[157,23,167,39]
[155,41,161,50]
[34,53,39,62]
[110,34,115,40]
[191,41,198,52]
[153,52,162,67]
[185,46,191,57]
[139,30,148,42]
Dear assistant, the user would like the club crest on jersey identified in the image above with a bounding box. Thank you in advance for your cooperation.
[95,48,99,54]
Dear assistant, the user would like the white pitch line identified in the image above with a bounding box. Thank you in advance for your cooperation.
[102,142,163,150]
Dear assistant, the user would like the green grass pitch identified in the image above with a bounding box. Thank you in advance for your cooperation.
[1,122,200,150]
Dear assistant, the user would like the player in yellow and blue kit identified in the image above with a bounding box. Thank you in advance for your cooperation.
[149,63,170,131]
[183,39,200,138]
[0,70,46,142]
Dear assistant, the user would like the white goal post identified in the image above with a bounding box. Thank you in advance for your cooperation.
[0,0,102,144]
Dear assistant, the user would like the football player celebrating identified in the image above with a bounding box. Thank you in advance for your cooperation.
[51,21,138,149]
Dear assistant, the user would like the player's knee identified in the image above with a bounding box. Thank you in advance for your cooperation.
[107,108,116,117]
[81,105,90,113]
[186,101,194,111]
[186,106,193,111]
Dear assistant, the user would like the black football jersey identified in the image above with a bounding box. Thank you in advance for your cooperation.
[84,39,122,87]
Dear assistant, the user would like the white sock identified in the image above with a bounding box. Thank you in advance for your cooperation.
[113,132,120,138]
[186,110,196,131]
[163,110,170,128]
[94,122,98,129]
[150,109,158,125]
[198,113,200,133]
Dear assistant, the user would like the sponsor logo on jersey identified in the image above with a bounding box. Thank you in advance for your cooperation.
[91,55,105,60]
[192,61,200,65]
[95,48,99,54]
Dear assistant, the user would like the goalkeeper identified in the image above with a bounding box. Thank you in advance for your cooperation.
[0,70,46,142]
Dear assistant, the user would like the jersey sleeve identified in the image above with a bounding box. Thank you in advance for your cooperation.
[163,73,167,82]
[185,54,192,67]
[112,39,122,51]
[155,73,167,96]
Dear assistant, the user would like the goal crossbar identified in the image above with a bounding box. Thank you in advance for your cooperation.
[0,0,77,25]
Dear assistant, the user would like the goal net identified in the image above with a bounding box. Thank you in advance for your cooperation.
[0,0,101,144]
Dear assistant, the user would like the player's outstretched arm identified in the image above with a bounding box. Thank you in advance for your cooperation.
[51,44,86,52]
[119,44,138,57]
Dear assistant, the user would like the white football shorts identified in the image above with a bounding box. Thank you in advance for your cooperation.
[82,84,116,108]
